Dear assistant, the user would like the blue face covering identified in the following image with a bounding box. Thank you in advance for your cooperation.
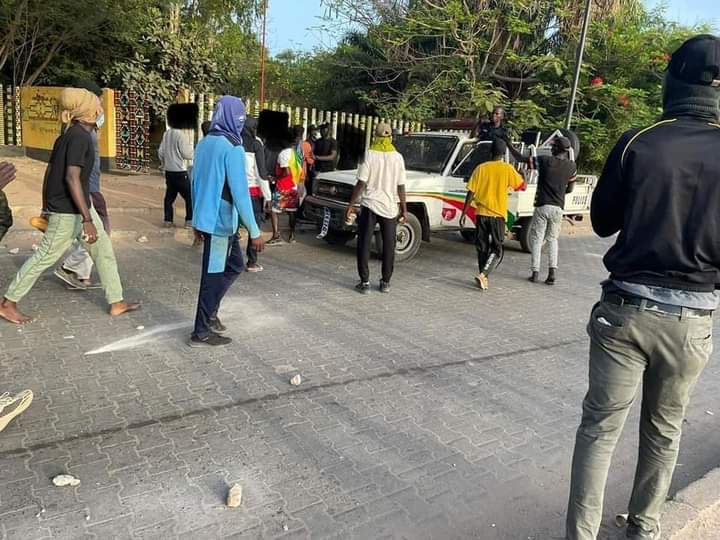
[96,113,105,129]
[208,96,246,146]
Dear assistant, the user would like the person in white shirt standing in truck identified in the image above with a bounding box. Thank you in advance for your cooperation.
[344,123,407,294]
[158,107,195,228]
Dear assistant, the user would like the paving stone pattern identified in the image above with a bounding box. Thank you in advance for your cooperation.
[0,232,718,540]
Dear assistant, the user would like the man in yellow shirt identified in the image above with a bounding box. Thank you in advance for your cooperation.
[459,138,526,290]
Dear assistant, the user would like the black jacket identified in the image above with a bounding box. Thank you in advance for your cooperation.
[592,116,720,292]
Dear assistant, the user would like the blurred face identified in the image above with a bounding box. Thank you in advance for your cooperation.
[492,108,504,125]
[320,126,329,138]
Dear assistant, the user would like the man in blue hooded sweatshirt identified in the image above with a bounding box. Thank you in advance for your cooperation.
[189,96,264,348]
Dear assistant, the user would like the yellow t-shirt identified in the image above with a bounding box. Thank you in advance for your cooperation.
[467,160,524,219]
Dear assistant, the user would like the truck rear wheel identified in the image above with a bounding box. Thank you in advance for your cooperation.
[395,212,423,262]
[515,217,532,253]
[460,229,475,242]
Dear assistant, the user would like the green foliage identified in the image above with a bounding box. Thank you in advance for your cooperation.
[314,0,712,172]
[104,8,222,116]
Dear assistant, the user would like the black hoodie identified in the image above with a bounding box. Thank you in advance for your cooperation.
[592,73,720,292]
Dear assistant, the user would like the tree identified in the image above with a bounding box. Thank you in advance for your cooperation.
[317,0,706,172]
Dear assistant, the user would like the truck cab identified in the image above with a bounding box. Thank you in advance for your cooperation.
[304,129,596,261]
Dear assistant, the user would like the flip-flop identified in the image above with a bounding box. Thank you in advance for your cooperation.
[0,390,34,433]
[54,267,87,290]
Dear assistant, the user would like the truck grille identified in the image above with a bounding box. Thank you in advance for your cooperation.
[316,180,354,202]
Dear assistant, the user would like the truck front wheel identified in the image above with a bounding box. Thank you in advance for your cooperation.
[323,230,356,246]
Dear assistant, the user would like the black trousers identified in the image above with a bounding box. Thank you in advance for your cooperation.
[193,234,244,339]
[475,215,505,275]
[0,189,13,242]
[357,207,397,283]
[246,196,264,266]
[164,171,192,223]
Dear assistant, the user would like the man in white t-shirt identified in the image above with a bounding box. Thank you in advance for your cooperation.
[345,123,407,294]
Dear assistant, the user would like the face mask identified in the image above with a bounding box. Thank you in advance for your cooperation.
[96,113,105,129]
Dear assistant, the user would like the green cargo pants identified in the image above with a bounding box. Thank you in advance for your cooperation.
[4,207,123,305]
[566,299,713,539]
[0,189,12,242]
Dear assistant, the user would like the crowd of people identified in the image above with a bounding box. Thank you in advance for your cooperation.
[0,33,718,540]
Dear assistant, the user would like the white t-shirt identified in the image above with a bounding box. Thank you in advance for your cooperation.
[278,148,292,168]
[357,150,406,219]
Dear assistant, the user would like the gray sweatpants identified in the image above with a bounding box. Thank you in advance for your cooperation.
[529,204,563,271]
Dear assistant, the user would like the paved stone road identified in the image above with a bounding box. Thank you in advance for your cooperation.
[1,231,718,540]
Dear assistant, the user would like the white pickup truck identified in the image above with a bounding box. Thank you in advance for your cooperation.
[304,130,597,261]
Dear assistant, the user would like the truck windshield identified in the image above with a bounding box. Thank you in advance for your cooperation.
[393,135,457,173]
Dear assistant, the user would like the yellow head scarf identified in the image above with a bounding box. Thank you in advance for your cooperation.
[58,88,100,125]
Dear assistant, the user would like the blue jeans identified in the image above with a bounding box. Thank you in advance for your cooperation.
[192,234,244,339]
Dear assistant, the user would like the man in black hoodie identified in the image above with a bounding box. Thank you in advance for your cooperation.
[566,35,720,540]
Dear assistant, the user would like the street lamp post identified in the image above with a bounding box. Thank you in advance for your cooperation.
[259,0,268,106]
[565,0,593,130]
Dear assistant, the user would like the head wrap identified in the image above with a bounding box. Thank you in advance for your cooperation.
[208,96,246,146]
[369,122,396,152]
[58,88,100,125]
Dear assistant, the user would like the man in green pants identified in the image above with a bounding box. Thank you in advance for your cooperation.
[0,88,139,325]
[566,35,720,540]
[0,161,17,243]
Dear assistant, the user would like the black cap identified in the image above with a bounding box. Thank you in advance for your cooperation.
[667,34,720,87]
[553,136,571,150]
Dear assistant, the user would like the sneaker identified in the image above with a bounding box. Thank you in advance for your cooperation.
[188,334,232,348]
[246,264,264,273]
[0,390,34,433]
[379,280,390,293]
[54,267,87,290]
[528,271,539,283]
[209,317,229,335]
[474,273,489,290]
[355,282,371,294]
[626,522,661,540]
[162,221,174,228]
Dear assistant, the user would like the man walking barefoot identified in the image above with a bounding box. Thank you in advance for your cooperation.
[566,35,720,540]
[0,88,140,325]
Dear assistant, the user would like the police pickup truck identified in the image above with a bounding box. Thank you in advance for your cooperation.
[304,128,597,261]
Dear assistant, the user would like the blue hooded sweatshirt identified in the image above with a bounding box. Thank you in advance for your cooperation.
[191,97,260,238]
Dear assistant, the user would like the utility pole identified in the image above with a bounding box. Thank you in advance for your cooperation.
[259,0,268,106]
[565,0,592,130]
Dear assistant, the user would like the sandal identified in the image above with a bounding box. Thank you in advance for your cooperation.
[0,390,34,433]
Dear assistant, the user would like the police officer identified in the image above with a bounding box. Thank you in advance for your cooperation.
[471,106,509,141]
[566,35,720,540]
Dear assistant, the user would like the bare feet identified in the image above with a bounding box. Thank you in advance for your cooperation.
[0,299,33,325]
[109,301,142,317]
